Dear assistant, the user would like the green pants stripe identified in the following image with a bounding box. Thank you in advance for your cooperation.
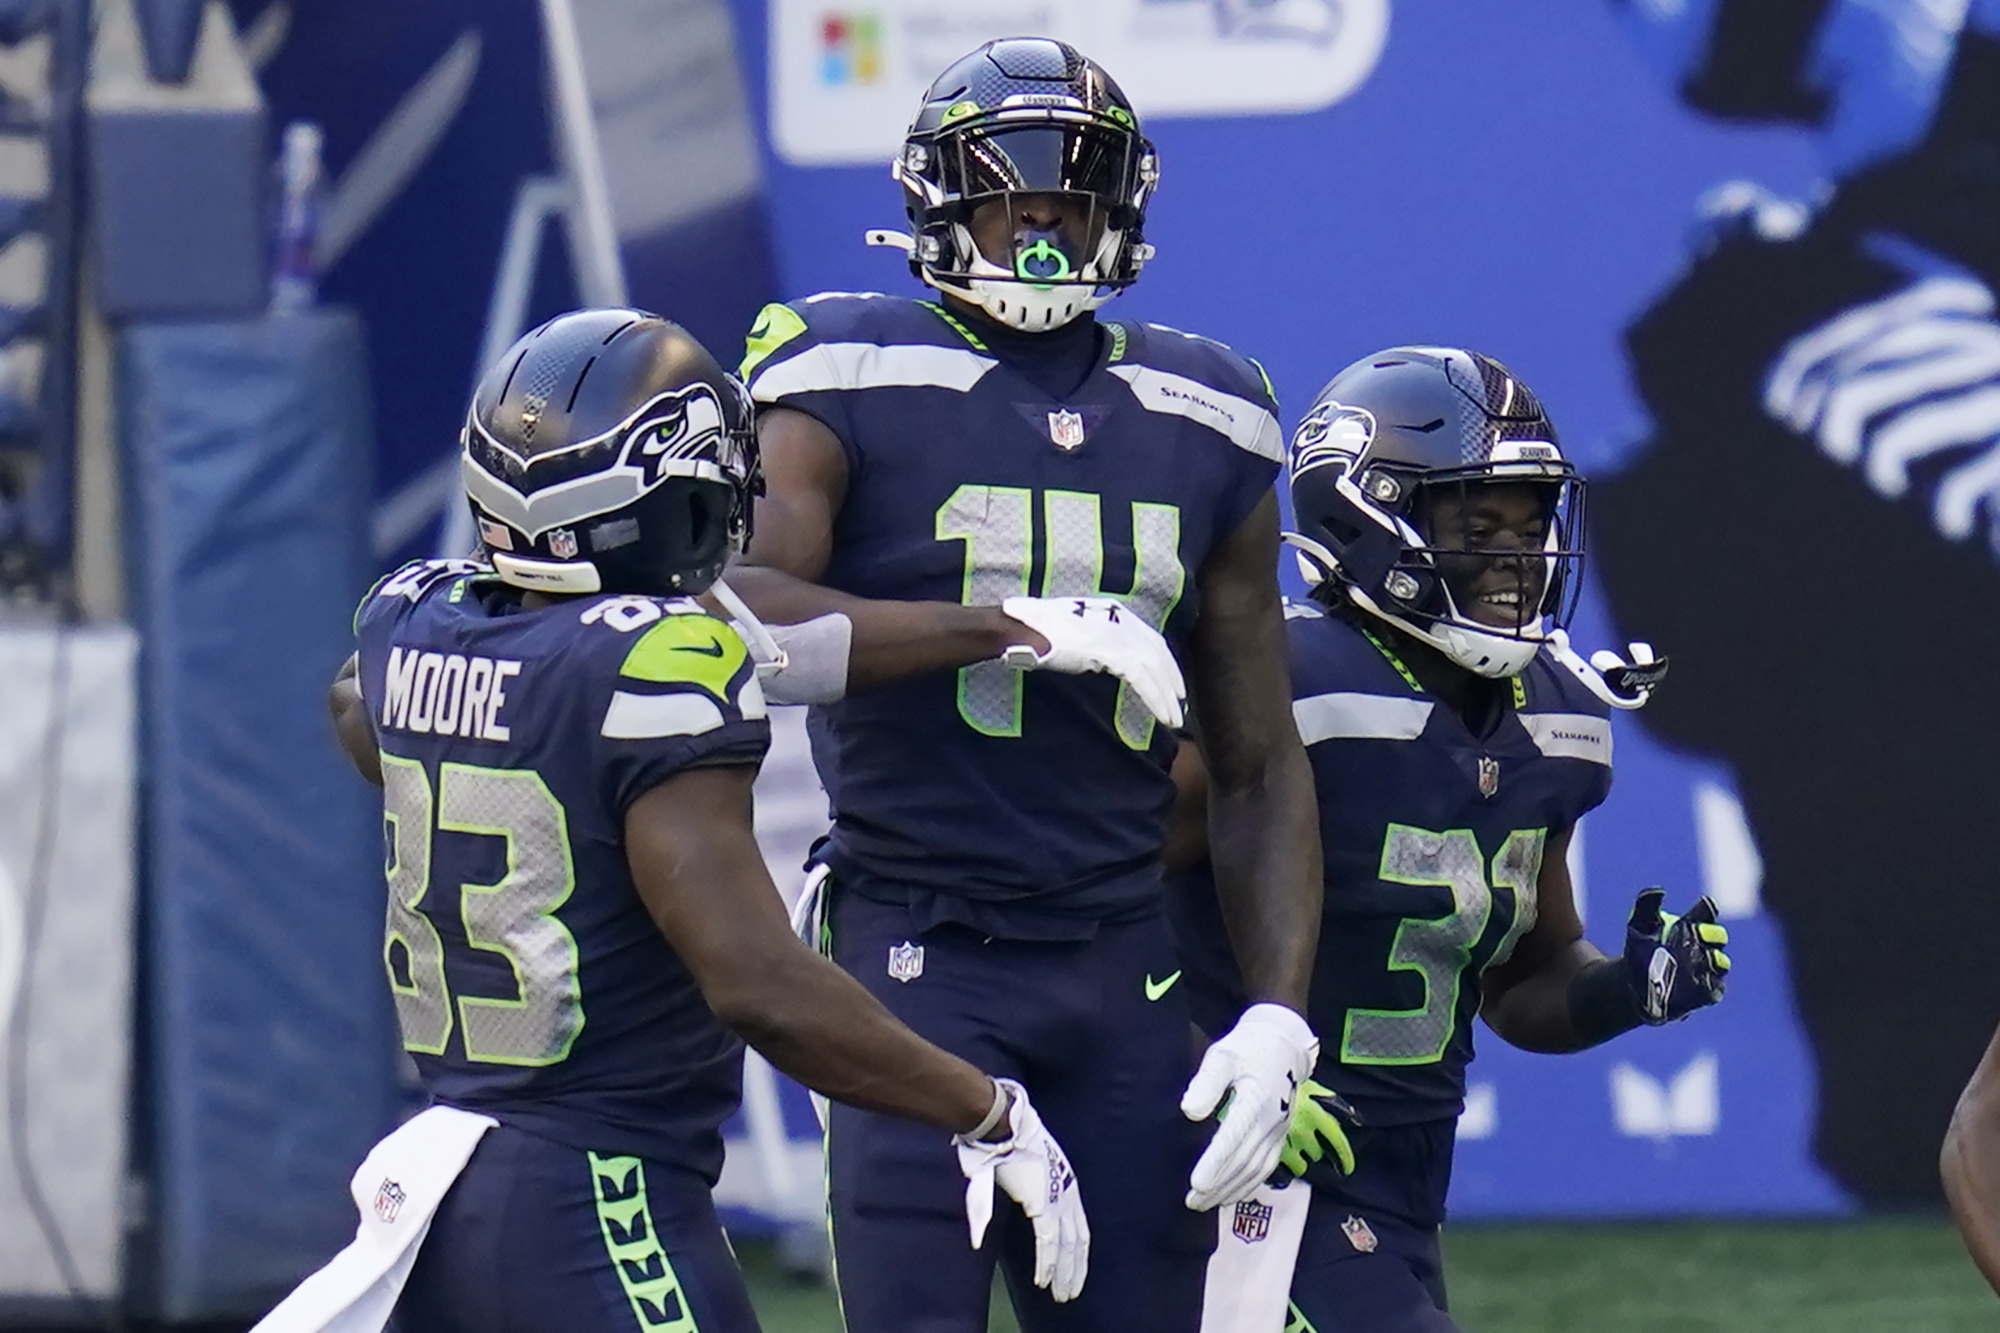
[588,1151,699,1331]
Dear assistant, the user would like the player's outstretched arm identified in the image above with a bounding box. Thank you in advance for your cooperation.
[727,408,1182,723]
[1178,492,1323,1210]
[626,763,1090,1298]
[629,762,992,1122]
[326,654,383,788]
[1482,826,1730,1051]
[726,407,1035,694]
[1944,1018,2000,1297]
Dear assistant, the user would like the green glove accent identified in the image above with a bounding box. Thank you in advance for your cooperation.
[1276,1079,1359,1180]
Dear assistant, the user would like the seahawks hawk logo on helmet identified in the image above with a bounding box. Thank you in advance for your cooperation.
[1291,402,1377,477]
[461,309,760,598]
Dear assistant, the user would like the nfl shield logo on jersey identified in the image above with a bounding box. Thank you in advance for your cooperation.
[1047,409,1086,451]
[373,1178,407,1224]
[1341,1214,1379,1254]
[888,940,925,983]
[1231,1199,1273,1243]
[548,527,580,559]
[1477,755,1501,799]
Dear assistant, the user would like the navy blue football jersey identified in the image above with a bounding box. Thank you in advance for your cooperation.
[1169,602,1613,1126]
[742,293,1282,928]
[353,559,771,1178]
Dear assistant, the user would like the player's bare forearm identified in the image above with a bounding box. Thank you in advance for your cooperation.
[625,768,995,1135]
[729,946,997,1130]
[1188,493,1320,1011]
[1943,1020,2000,1296]
[1480,938,1608,1053]
[724,562,1028,692]
[327,654,383,787]
[1481,826,1608,1052]
[732,404,1037,690]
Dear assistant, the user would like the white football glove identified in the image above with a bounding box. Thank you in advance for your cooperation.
[1181,1004,1319,1212]
[999,595,1185,729]
[955,1078,1090,1302]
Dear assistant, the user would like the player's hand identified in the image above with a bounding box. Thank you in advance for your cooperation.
[954,1079,1089,1302]
[1181,1003,1320,1211]
[1622,889,1730,1024]
[1270,1079,1360,1187]
[999,595,1186,729]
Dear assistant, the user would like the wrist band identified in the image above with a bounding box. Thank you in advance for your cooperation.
[1566,957,1644,1046]
[963,1079,1010,1143]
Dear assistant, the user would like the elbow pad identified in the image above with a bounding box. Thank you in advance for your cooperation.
[707,578,853,705]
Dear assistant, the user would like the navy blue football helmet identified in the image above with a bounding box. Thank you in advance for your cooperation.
[461,309,760,597]
[1287,346,1586,677]
[872,37,1159,331]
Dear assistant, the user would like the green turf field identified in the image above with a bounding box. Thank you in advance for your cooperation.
[736,1218,1996,1332]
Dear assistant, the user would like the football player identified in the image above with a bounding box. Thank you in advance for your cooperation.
[727,37,1322,1333]
[310,310,1090,1333]
[1168,348,1731,1333]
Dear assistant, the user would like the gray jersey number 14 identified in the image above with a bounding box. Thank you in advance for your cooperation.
[936,484,1184,747]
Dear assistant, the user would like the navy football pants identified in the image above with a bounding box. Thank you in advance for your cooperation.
[827,890,1213,1333]
[1284,1120,1459,1333]
[392,1122,760,1333]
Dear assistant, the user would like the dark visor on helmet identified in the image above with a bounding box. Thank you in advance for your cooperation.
[949,123,1134,210]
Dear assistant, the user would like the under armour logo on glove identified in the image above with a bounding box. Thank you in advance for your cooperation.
[1765,272,2000,556]
[999,595,1185,728]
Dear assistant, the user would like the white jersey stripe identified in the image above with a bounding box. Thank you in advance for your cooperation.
[601,691,725,740]
[1108,364,1284,461]
[1293,691,1434,744]
[750,341,996,401]
[1520,712,1613,765]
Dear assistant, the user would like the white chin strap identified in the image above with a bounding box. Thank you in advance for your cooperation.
[1546,628,1665,710]
[1342,585,1542,679]
[491,551,602,594]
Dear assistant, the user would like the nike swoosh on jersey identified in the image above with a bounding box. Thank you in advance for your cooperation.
[674,641,727,657]
[1145,971,1182,1001]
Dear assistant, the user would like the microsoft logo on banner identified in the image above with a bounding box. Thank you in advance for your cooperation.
[771,0,1390,166]
[1611,1052,1719,1141]
[821,13,883,86]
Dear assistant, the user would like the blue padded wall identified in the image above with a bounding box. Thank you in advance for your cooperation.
[122,310,395,1320]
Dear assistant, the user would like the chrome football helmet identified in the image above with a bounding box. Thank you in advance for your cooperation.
[461,309,759,597]
[1287,347,1586,677]
[869,36,1159,331]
